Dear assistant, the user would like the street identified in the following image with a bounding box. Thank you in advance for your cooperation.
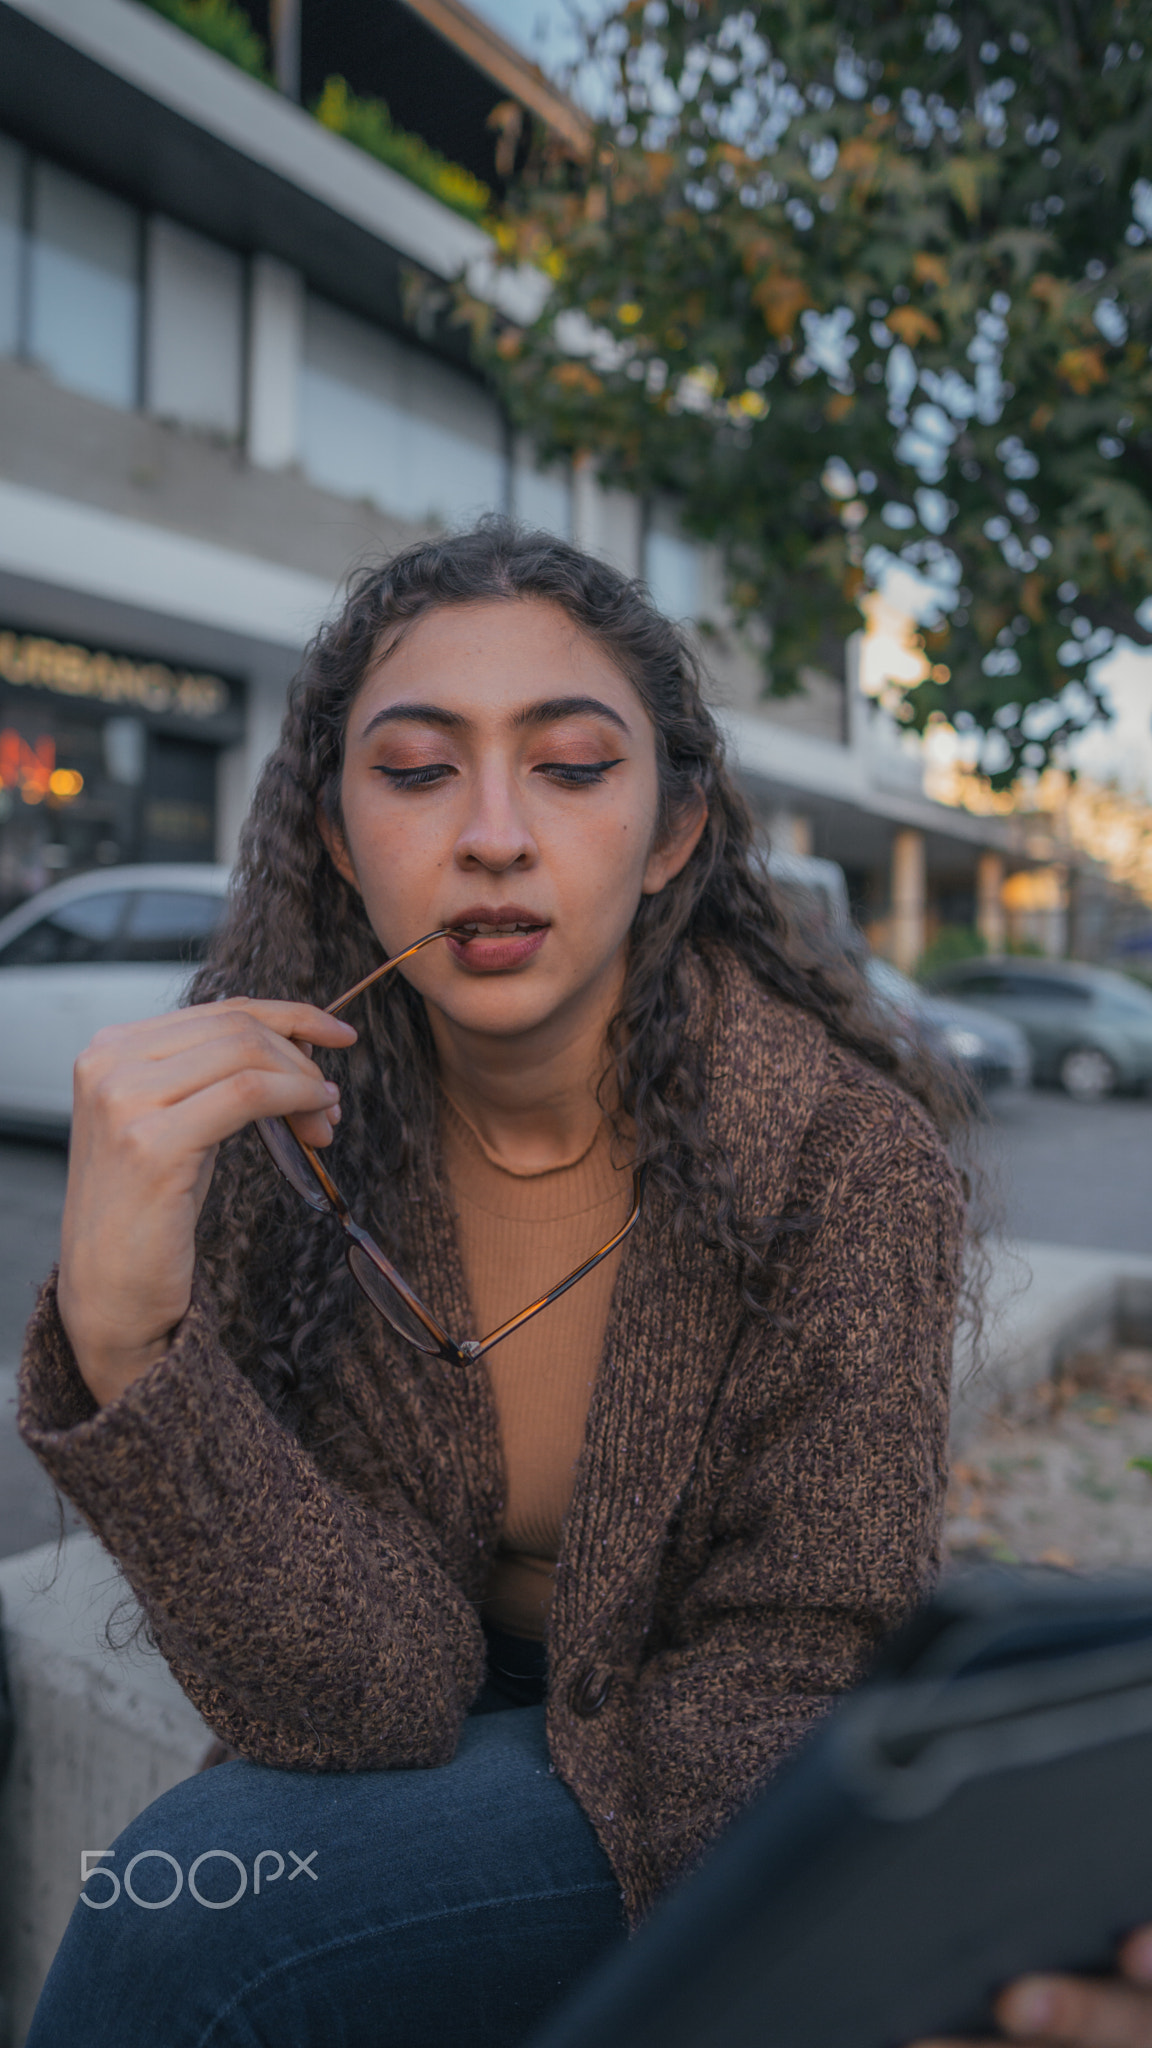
[1,1087,1150,1559]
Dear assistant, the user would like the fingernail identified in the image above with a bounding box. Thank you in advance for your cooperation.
[1001,1979,1056,2033]
[325,1081,339,1099]
[328,1105,342,1125]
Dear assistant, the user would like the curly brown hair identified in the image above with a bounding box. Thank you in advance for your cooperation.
[187,517,969,1430]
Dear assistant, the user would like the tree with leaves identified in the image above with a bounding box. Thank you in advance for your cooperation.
[468,0,1152,783]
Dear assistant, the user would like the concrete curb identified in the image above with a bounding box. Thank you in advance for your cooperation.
[952,1239,1152,1451]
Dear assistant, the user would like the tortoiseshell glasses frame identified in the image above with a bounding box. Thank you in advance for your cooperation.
[254,929,645,1366]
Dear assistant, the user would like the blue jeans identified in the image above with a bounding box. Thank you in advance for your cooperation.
[27,1704,626,2047]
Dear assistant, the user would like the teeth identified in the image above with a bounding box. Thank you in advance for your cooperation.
[460,922,535,936]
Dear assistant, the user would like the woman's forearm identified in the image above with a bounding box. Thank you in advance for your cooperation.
[19,1271,486,1769]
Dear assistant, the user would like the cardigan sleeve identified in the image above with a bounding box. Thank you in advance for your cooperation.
[17,1272,487,1770]
[623,1107,964,1903]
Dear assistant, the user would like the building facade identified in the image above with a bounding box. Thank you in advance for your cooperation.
[0,0,1039,966]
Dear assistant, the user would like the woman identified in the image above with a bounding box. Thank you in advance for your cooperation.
[20,521,965,2046]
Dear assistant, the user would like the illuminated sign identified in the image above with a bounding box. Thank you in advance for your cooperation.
[0,730,84,804]
[0,629,230,720]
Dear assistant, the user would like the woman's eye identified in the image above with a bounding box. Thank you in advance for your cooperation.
[374,764,455,789]
[537,759,625,787]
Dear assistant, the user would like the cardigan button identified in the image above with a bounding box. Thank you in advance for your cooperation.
[571,1666,614,1717]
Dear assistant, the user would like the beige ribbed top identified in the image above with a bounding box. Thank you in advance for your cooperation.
[440,1096,635,1641]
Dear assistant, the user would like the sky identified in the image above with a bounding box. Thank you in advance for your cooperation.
[468,2,1152,800]
[1068,653,1152,799]
[468,0,602,78]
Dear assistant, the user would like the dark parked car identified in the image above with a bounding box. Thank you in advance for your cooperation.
[924,956,1152,1100]
[865,958,1032,1095]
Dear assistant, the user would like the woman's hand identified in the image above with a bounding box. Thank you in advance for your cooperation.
[57,999,356,1409]
[916,1927,1152,2048]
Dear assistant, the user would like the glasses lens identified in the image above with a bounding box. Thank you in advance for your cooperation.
[346,1242,445,1355]
[256,1117,332,1213]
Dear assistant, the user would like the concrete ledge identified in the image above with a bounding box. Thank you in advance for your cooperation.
[952,1239,1152,1451]
[0,1534,208,2046]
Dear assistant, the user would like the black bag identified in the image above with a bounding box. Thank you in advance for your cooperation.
[532,1570,1152,2048]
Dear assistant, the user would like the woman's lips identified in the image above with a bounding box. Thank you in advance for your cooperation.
[446,922,549,973]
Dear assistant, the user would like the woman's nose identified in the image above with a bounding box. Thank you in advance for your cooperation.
[454,770,536,872]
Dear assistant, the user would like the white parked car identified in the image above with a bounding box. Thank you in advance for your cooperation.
[0,864,230,1136]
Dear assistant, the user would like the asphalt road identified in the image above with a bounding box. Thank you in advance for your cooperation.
[1,1085,1149,1559]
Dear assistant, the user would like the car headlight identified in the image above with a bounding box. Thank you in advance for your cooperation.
[943,1027,985,1061]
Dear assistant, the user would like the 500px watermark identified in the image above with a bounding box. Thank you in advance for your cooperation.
[80,1847,318,1910]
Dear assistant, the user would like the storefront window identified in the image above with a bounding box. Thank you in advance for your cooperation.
[0,627,241,912]
[27,161,141,410]
[300,294,506,526]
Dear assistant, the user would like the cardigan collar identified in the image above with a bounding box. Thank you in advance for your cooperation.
[550,946,830,1649]
[390,946,832,1627]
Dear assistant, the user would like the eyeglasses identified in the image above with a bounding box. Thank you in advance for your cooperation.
[255,929,645,1367]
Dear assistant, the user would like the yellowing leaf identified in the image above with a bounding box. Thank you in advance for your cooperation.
[617,301,643,326]
[1058,345,1108,394]
[825,393,856,422]
[740,232,784,277]
[1031,403,1055,432]
[839,137,879,175]
[752,270,812,337]
[551,363,604,395]
[1029,272,1070,312]
[886,305,941,346]
[1021,573,1045,622]
[644,151,676,194]
[913,252,949,288]
[946,158,982,221]
[730,389,769,420]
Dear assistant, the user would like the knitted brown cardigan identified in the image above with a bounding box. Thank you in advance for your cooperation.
[18,950,964,1924]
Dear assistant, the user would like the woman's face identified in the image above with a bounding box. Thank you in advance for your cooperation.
[323,597,703,1047]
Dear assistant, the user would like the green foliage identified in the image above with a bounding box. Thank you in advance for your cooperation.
[314,77,491,226]
[471,1,1152,784]
[917,924,988,976]
[135,12,489,226]
[138,0,269,78]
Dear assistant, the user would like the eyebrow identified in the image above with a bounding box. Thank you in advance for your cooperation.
[359,694,631,741]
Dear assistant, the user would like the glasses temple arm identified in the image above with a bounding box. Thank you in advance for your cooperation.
[324,928,455,1017]
[465,1168,647,1363]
